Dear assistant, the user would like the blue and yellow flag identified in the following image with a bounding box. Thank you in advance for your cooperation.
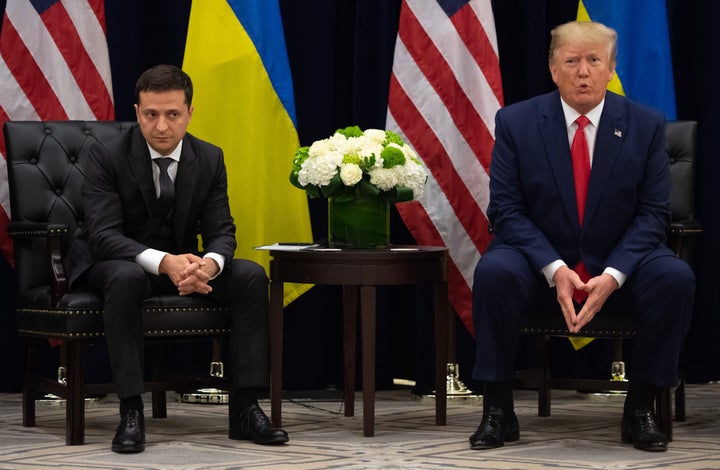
[579,0,677,119]
[183,0,313,304]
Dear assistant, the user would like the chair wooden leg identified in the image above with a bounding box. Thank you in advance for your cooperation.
[675,379,686,422]
[152,391,167,418]
[539,336,551,417]
[65,341,86,446]
[538,386,551,417]
[656,387,673,441]
[22,340,37,428]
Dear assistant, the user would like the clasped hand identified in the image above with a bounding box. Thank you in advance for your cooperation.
[159,253,219,296]
[553,265,619,334]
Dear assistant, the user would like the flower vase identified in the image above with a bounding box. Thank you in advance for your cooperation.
[328,195,390,248]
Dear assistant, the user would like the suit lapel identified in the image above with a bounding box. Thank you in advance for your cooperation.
[540,91,580,228]
[129,130,157,214]
[173,136,198,244]
[583,92,627,227]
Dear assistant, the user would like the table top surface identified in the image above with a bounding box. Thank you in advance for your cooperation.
[268,245,448,284]
[268,244,447,260]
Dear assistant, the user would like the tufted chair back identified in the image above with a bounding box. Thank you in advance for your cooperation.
[4,120,231,446]
[666,120,701,261]
[6,121,135,297]
[668,120,696,223]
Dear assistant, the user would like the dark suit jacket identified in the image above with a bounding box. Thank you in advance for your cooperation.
[487,90,674,278]
[66,125,236,288]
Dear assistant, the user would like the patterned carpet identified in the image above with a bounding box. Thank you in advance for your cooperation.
[0,383,718,469]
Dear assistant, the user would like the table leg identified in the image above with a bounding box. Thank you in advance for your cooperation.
[343,285,358,417]
[269,280,284,427]
[360,285,376,437]
[434,280,448,426]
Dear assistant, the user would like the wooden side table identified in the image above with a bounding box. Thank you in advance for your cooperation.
[268,246,449,437]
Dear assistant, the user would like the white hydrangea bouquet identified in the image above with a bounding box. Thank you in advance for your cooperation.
[290,126,427,203]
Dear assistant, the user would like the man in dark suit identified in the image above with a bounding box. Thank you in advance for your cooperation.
[469,21,694,452]
[67,64,288,453]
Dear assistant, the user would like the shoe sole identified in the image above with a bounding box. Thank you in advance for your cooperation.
[111,444,145,453]
[470,442,504,450]
[229,432,289,445]
[621,426,667,452]
[469,430,519,450]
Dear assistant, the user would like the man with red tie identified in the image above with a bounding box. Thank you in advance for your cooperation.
[469,21,694,452]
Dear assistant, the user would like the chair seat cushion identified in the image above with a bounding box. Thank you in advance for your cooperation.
[16,287,231,339]
[520,308,638,337]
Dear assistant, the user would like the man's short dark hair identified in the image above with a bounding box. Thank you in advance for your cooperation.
[134,64,193,107]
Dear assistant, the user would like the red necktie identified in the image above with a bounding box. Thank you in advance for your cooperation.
[571,115,591,303]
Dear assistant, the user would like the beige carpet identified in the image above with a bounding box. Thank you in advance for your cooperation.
[0,384,719,469]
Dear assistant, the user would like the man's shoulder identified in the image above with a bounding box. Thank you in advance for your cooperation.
[605,91,665,122]
[499,90,558,116]
[86,122,140,159]
[184,132,223,156]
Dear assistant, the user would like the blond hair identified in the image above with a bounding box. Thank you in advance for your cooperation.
[549,21,617,67]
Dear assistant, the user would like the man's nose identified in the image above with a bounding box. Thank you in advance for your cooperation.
[156,115,169,131]
[578,60,590,76]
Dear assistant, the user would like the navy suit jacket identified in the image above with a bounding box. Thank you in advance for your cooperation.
[66,125,237,288]
[487,90,674,279]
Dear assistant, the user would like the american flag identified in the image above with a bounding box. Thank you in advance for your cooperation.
[386,0,503,334]
[0,0,114,267]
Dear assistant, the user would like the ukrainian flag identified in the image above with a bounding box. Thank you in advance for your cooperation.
[578,0,677,119]
[183,0,313,304]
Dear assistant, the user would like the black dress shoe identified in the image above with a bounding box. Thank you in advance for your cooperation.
[621,409,668,452]
[229,403,289,445]
[469,406,519,450]
[111,409,145,453]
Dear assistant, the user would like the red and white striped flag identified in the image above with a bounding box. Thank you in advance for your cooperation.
[387,0,503,334]
[0,0,114,267]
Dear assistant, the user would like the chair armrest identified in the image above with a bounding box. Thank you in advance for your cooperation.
[667,219,702,261]
[669,219,703,237]
[7,222,69,306]
[7,221,69,238]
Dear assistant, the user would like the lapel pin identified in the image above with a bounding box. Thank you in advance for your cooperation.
[614,129,622,138]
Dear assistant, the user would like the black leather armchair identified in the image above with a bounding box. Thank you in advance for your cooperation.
[4,120,231,445]
[514,120,701,440]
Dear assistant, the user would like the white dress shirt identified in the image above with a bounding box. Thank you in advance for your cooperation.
[134,141,225,278]
[540,97,626,288]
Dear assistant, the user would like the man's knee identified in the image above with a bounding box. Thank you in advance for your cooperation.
[647,256,695,298]
[473,248,532,294]
[92,260,147,291]
[227,259,267,285]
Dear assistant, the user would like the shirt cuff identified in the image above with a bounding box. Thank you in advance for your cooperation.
[135,249,225,279]
[603,267,626,288]
[135,248,167,275]
[203,252,225,280]
[541,259,566,287]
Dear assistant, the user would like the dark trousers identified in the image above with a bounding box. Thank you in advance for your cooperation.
[471,245,695,388]
[87,258,270,398]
